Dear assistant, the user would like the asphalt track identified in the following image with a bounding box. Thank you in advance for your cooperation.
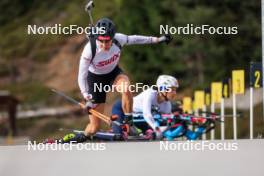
[0,139,263,176]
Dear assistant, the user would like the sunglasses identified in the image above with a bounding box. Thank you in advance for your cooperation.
[98,39,112,44]
[97,35,112,43]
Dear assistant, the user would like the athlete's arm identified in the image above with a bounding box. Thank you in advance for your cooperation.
[126,35,159,45]
[142,93,159,130]
[115,33,172,46]
[78,42,92,99]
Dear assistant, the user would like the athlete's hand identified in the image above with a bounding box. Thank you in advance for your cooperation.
[83,94,96,111]
[84,93,93,101]
[85,101,95,110]
[158,34,172,44]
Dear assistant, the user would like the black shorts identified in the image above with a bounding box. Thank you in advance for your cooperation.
[88,66,123,103]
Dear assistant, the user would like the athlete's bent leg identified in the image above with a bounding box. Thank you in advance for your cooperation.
[84,103,105,136]
[113,74,133,114]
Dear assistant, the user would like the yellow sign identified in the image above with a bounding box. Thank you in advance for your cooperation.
[211,82,222,103]
[250,62,262,88]
[254,70,261,88]
[205,92,210,106]
[223,83,229,98]
[183,97,192,114]
[194,91,205,110]
[232,70,245,94]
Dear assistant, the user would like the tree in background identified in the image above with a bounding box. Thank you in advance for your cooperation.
[115,0,261,89]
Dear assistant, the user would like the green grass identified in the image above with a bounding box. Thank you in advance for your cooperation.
[0,0,118,61]
[0,0,120,108]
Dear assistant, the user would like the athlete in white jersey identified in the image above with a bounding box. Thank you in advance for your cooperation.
[79,18,172,136]
[112,75,179,138]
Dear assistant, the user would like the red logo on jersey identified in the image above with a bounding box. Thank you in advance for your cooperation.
[96,53,120,67]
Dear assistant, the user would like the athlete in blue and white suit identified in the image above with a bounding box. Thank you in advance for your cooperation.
[112,75,178,138]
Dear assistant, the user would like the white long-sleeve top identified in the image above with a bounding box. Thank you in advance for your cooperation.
[78,33,158,98]
[133,88,172,130]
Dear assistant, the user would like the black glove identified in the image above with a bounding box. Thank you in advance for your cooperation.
[159,34,172,44]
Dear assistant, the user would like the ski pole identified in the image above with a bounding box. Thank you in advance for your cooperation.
[51,89,121,126]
